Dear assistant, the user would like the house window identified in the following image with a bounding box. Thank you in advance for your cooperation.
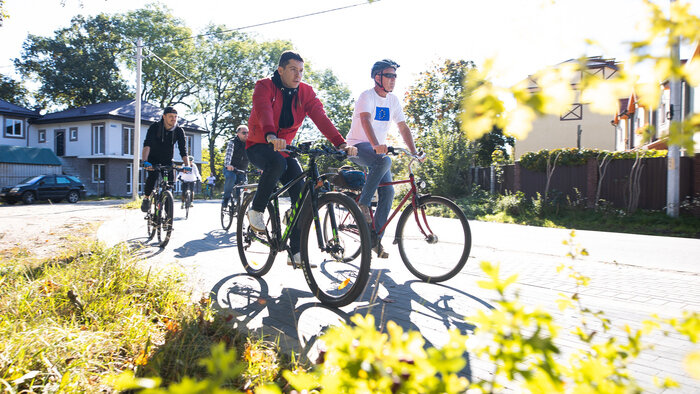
[69,127,78,141]
[38,129,46,143]
[92,124,105,154]
[92,164,105,183]
[4,118,23,138]
[122,125,134,155]
[186,134,194,158]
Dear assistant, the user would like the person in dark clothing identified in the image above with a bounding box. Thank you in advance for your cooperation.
[141,106,190,212]
[222,125,250,207]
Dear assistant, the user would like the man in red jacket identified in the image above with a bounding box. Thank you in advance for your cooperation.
[246,50,356,267]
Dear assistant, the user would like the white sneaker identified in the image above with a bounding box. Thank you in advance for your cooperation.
[287,252,317,268]
[247,208,266,232]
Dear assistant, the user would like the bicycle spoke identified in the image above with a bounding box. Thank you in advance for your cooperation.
[397,196,471,282]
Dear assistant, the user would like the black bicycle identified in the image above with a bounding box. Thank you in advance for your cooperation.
[144,164,184,248]
[221,169,260,231]
[182,181,195,220]
[236,142,372,307]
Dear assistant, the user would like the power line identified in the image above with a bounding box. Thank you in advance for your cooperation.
[142,1,375,48]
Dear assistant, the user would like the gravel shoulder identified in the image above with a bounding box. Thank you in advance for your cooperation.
[0,199,134,261]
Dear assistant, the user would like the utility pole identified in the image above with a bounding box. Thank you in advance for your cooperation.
[667,0,681,218]
[132,38,143,200]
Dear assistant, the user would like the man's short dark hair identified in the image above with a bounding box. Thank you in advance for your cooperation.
[278,51,303,68]
[163,106,177,115]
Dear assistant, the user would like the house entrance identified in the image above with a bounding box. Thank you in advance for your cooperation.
[55,130,65,156]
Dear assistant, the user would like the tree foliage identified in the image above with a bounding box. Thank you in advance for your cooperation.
[117,4,197,108]
[14,14,131,108]
[0,74,31,107]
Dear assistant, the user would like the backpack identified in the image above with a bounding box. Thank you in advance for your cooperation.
[332,166,365,190]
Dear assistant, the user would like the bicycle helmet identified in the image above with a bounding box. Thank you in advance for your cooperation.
[371,59,400,78]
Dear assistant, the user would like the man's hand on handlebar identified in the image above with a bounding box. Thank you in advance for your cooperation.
[267,136,287,151]
[339,144,357,157]
[372,144,389,155]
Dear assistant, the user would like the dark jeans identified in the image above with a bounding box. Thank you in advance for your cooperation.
[144,167,174,196]
[223,169,247,206]
[247,143,304,254]
[181,181,195,202]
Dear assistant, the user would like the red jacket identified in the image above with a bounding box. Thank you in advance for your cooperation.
[247,78,345,153]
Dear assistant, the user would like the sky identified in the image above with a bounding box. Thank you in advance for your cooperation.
[1,0,698,105]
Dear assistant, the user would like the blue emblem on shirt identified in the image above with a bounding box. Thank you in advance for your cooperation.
[375,107,390,121]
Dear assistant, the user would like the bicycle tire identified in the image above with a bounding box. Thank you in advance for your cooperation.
[300,192,372,307]
[221,198,234,230]
[185,190,191,220]
[157,190,174,248]
[395,195,471,282]
[146,195,157,241]
[236,193,277,276]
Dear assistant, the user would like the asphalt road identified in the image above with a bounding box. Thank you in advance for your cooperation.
[9,198,698,392]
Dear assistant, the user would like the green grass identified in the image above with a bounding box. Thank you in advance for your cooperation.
[454,193,700,238]
[0,239,290,392]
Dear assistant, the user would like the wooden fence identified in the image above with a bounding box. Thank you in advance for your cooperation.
[471,154,699,210]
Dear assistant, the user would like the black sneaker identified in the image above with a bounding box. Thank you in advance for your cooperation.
[140,198,150,213]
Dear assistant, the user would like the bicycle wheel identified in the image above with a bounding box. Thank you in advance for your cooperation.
[396,196,471,282]
[157,190,174,248]
[236,193,277,276]
[322,198,363,262]
[301,192,372,307]
[221,199,234,230]
[185,190,191,220]
[146,195,156,241]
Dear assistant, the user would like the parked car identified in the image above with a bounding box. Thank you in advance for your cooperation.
[0,175,87,205]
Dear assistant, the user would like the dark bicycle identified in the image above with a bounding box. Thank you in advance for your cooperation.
[328,147,472,283]
[236,142,372,307]
[181,180,196,220]
[221,169,260,231]
[144,164,185,248]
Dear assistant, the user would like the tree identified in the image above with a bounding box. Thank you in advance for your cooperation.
[117,4,197,108]
[192,26,289,176]
[474,126,514,167]
[0,74,31,107]
[14,14,131,108]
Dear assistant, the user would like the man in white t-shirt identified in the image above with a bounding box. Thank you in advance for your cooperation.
[346,59,420,258]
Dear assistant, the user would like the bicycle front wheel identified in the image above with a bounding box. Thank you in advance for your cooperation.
[157,190,174,248]
[236,193,277,276]
[322,192,362,262]
[221,199,234,230]
[396,196,471,282]
[185,190,191,220]
[301,192,371,307]
[146,195,156,241]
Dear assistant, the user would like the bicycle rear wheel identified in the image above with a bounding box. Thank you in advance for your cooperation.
[146,195,156,241]
[157,190,174,248]
[221,199,234,230]
[237,193,277,276]
[301,192,371,307]
[396,196,471,282]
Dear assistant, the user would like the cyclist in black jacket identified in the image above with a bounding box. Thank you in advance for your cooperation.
[141,106,190,212]
[222,125,249,207]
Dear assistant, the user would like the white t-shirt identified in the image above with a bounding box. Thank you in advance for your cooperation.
[346,88,406,146]
[206,176,216,185]
[178,163,201,183]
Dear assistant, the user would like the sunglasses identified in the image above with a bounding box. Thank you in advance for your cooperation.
[240,131,249,134]
[382,73,397,79]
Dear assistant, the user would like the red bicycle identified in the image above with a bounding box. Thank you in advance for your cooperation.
[325,147,472,283]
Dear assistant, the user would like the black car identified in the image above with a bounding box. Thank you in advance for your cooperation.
[0,175,87,205]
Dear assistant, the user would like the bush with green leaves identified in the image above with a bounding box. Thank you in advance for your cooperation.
[520,148,667,172]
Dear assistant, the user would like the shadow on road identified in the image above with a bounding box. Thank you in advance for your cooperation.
[174,229,237,258]
[208,265,494,382]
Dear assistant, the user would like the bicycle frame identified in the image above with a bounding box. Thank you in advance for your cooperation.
[244,149,339,255]
[359,149,435,242]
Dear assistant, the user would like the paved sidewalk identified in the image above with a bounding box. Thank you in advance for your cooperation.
[98,200,700,392]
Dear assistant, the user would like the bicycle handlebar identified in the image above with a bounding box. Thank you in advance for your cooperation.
[282,142,349,161]
[387,146,426,160]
